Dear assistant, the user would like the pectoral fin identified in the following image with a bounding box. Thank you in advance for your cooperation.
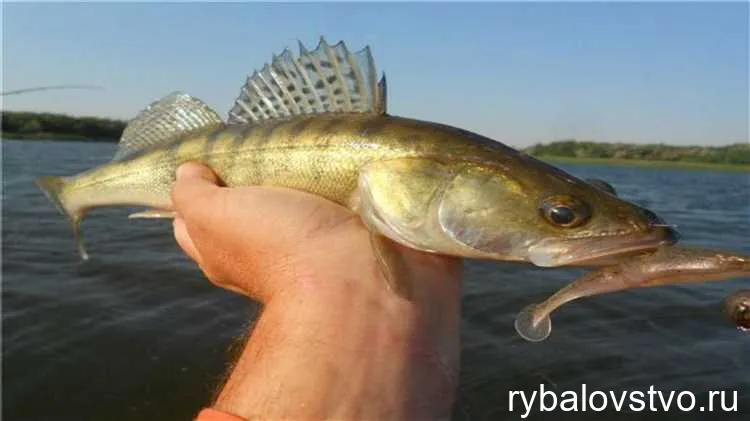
[370,232,414,301]
[128,209,176,219]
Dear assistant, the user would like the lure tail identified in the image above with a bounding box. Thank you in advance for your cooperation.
[36,176,89,260]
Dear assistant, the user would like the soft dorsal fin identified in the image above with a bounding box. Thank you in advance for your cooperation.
[113,92,223,161]
[227,38,387,124]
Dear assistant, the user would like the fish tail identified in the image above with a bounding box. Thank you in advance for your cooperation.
[35,176,89,261]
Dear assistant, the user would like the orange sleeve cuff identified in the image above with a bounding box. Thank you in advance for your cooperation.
[195,408,247,421]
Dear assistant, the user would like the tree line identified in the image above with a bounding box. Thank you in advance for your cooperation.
[524,140,750,165]
[1,111,125,141]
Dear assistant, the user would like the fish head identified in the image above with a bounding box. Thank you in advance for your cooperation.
[437,159,680,267]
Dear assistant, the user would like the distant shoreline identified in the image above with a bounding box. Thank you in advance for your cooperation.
[1,132,117,141]
[2,111,125,142]
[534,155,750,172]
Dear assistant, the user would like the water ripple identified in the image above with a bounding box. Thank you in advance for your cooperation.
[3,140,749,421]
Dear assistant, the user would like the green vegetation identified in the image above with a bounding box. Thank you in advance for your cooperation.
[533,155,749,172]
[524,140,750,170]
[1,111,125,141]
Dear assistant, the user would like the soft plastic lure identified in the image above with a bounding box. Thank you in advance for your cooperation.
[724,289,750,331]
[515,246,750,342]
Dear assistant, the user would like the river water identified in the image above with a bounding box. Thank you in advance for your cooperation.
[3,139,749,420]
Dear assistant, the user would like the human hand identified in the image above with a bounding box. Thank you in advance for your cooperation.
[171,162,464,421]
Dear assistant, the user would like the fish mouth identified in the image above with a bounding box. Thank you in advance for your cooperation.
[527,225,680,268]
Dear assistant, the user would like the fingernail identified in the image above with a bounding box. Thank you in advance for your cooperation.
[173,217,188,242]
[177,162,220,184]
[173,216,202,263]
[176,162,202,181]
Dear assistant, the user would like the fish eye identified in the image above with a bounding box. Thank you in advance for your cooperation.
[540,196,591,228]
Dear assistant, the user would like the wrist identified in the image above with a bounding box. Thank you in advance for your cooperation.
[215,271,458,420]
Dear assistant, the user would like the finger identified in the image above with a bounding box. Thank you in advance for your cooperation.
[177,161,220,185]
[173,216,202,264]
[171,162,224,222]
[174,215,239,293]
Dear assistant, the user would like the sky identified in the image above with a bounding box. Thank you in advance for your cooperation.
[2,2,748,147]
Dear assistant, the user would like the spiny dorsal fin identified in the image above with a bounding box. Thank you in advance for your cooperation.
[113,92,223,161]
[227,38,387,124]
[375,73,387,115]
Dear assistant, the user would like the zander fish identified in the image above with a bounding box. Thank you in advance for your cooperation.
[514,246,750,342]
[36,38,678,296]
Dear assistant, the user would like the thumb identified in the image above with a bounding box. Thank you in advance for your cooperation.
[171,162,236,287]
[172,162,225,221]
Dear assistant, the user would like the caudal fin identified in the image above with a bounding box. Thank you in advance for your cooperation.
[35,176,89,261]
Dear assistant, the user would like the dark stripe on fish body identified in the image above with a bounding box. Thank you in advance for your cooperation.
[400,134,421,144]
[239,123,256,144]
[210,125,242,176]
[321,117,346,134]
[258,119,285,146]
[255,124,272,181]
[204,126,224,163]
[257,120,289,180]
[399,134,424,152]
[248,122,279,182]
[228,124,256,180]
[359,117,390,138]
[251,148,264,183]
[311,155,325,182]
[263,119,288,144]
[168,136,183,159]
[167,131,200,185]
[288,117,313,141]
[162,139,181,185]
[316,117,346,147]
[310,123,331,180]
